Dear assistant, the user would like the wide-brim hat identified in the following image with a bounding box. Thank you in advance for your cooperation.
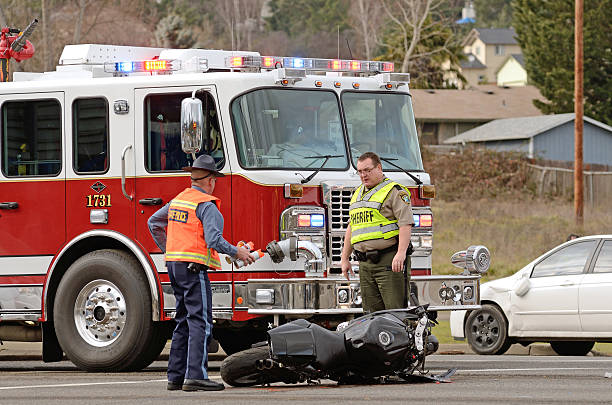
[182,154,225,177]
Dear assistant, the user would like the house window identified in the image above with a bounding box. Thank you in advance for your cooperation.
[495,45,505,56]
[420,123,438,145]
[475,46,480,56]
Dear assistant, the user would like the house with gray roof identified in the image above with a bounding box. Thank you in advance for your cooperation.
[457,28,523,87]
[412,85,545,145]
[444,114,612,166]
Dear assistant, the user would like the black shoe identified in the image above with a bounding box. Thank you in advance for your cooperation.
[167,380,183,391]
[182,378,225,391]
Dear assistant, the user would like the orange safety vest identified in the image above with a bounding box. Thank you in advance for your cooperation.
[165,188,222,269]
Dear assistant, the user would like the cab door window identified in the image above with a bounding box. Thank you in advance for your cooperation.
[73,98,109,173]
[144,92,224,172]
[2,99,62,177]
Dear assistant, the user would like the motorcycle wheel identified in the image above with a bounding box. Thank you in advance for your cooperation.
[221,346,289,387]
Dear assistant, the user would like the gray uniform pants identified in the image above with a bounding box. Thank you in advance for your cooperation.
[358,249,410,313]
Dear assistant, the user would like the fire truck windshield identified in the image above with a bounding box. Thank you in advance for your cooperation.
[231,89,349,169]
[342,92,423,171]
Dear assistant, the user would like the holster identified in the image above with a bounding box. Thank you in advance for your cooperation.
[354,244,399,264]
[187,262,209,274]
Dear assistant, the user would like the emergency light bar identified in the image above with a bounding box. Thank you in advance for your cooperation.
[104,59,180,74]
[225,55,394,74]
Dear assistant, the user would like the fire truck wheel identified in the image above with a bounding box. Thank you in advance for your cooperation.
[53,249,155,372]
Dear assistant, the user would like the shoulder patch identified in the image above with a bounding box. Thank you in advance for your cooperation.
[399,192,411,205]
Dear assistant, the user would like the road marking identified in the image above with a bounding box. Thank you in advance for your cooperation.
[434,357,612,363]
[0,376,224,391]
[456,367,608,373]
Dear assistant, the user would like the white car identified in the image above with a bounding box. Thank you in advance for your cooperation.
[450,235,612,355]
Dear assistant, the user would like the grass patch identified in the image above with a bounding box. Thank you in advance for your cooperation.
[431,320,454,344]
[431,199,612,279]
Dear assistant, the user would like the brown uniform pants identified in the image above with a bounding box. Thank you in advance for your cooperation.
[358,249,410,313]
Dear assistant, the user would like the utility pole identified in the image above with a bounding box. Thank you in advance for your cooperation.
[574,0,584,226]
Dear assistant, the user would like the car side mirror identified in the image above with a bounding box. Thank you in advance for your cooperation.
[180,96,203,159]
[451,245,490,275]
[513,272,531,297]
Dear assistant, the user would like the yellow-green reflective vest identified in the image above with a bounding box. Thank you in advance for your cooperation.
[349,178,411,245]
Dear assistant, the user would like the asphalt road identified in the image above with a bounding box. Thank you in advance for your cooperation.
[1,356,611,404]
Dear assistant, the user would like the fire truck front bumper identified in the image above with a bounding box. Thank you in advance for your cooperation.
[245,275,483,315]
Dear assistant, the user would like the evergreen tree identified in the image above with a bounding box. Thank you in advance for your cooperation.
[474,0,513,28]
[512,0,612,125]
[265,0,350,37]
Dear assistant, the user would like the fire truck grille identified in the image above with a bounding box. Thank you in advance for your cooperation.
[327,186,355,266]
[328,187,353,231]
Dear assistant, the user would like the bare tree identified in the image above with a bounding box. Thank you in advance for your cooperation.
[349,0,384,60]
[380,0,459,73]
[214,0,265,50]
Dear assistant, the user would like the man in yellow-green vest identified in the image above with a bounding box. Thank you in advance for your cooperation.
[340,152,414,313]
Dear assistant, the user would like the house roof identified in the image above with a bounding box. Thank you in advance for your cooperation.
[512,53,525,67]
[443,113,612,144]
[496,53,526,74]
[411,85,545,121]
[463,28,518,46]
[460,53,486,69]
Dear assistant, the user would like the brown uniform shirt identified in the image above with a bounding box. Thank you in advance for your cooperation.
[352,184,414,252]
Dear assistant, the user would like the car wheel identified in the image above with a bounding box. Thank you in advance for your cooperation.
[550,341,594,356]
[465,304,511,355]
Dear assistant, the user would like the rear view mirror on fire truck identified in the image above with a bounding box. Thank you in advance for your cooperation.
[180,93,204,158]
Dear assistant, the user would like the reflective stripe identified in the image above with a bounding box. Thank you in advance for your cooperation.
[351,223,399,236]
[170,199,199,209]
[166,252,209,261]
[358,178,393,201]
[349,200,382,210]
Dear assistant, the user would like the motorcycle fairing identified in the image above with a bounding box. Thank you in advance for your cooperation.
[268,319,348,370]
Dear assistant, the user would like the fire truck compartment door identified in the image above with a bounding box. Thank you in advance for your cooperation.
[0,92,66,259]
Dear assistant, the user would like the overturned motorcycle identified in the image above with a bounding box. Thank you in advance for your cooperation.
[221,305,446,386]
[221,246,491,387]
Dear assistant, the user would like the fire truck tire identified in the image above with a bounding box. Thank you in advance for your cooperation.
[53,249,156,372]
[123,322,172,371]
[214,328,268,355]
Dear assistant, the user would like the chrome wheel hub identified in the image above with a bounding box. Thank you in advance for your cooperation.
[74,279,127,347]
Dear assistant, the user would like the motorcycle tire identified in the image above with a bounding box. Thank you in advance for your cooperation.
[221,346,294,387]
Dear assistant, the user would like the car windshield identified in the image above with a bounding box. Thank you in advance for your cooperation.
[231,89,348,169]
[342,92,423,171]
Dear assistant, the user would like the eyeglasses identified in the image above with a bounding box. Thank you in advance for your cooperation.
[357,166,376,176]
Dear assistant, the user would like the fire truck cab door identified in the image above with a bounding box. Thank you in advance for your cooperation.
[0,92,66,264]
[133,86,232,274]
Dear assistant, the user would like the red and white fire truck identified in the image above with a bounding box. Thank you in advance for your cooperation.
[0,44,485,371]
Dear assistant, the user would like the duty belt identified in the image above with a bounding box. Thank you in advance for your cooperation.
[353,244,398,264]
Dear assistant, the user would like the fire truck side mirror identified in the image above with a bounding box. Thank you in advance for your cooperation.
[180,97,204,157]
